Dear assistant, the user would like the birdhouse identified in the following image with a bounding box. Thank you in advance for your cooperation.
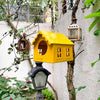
[31,30,74,63]
[67,24,82,41]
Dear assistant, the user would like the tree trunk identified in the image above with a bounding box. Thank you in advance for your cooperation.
[67,47,76,100]
[67,0,80,99]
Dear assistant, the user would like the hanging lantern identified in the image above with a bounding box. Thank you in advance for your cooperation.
[67,24,82,41]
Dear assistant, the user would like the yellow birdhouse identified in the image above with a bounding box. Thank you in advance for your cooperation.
[31,30,74,63]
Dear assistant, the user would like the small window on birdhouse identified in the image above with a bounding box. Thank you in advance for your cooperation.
[57,48,61,57]
[38,40,47,55]
[66,48,69,52]
[68,29,78,39]
[66,48,70,57]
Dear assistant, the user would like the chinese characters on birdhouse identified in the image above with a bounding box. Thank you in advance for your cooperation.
[31,30,74,63]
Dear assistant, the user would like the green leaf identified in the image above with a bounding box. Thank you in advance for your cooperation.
[84,0,94,7]
[91,59,100,67]
[89,19,99,32]
[29,88,34,94]
[2,93,9,99]
[2,97,11,100]
[8,48,13,51]
[0,40,2,45]
[10,94,15,99]
[16,28,25,35]
[11,77,17,80]
[84,12,100,19]
[77,86,86,91]
[15,96,25,100]
[94,30,100,36]
[96,9,100,13]
[70,90,75,94]
[10,0,14,4]
[97,97,100,100]
[8,52,11,54]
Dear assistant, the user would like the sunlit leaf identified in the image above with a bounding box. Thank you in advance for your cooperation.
[10,94,15,99]
[97,97,100,100]
[16,28,25,35]
[70,90,75,94]
[77,86,86,91]
[94,30,100,36]
[29,88,34,94]
[0,40,2,45]
[91,59,100,67]
[89,19,99,32]
[84,12,100,19]
[10,0,14,4]
[84,0,95,7]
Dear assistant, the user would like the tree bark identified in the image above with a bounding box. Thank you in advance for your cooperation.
[67,47,75,100]
[72,0,80,24]
[66,0,80,100]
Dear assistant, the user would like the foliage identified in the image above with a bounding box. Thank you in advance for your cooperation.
[42,89,55,100]
[47,0,57,5]
[70,86,86,94]
[85,0,100,75]
[16,28,26,36]
[0,0,47,23]
[0,0,58,99]
[77,86,86,91]
[88,19,99,32]
[0,76,34,100]
[28,0,46,23]
[97,97,100,100]
[84,11,100,18]
[91,58,100,67]
[0,0,23,21]
[94,29,100,36]
[84,0,100,36]
[84,0,95,8]
[0,40,2,45]
[0,75,56,100]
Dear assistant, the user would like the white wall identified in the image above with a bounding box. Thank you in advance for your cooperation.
[54,0,100,100]
[0,0,100,99]
[0,21,52,80]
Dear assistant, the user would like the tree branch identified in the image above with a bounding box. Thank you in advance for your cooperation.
[47,81,58,100]
[72,0,80,23]
[75,50,84,58]
[0,2,33,69]
[67,0,81,100]
[0,4,17,33]
[76,42,83,55]
[7,0,10,16]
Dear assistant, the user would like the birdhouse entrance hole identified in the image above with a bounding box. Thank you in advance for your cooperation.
[38,40,47,55]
